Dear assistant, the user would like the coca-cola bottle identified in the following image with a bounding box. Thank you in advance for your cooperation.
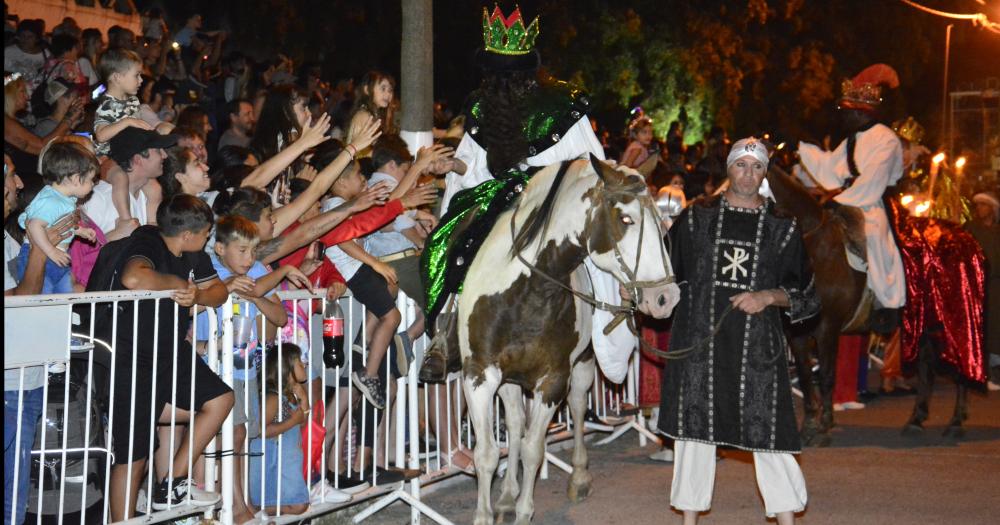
[322,300,345,368]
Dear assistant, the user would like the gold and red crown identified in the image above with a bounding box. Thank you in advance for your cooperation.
[840,79,885,107]
[839,63,899,109]
[482,6,539,56]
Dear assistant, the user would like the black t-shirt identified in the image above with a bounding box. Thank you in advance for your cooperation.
[111,226,218,358]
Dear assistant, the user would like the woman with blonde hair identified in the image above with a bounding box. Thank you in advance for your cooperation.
[5,73,83,178]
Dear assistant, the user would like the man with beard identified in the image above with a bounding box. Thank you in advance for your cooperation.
[218,98,255,150]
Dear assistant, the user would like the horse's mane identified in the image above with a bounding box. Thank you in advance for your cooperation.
[512,161,573,254]
[767,165,823,220]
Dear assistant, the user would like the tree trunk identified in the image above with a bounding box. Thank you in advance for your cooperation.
[400,0,433,153]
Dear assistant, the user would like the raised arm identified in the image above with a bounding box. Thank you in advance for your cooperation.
[389,143,453,200]
[239,114,331,190]
[270,115,383,235]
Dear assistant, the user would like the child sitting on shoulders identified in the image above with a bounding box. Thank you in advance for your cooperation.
[94,48,171,230]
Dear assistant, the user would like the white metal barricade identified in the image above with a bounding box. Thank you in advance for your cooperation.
[5,287,655,525]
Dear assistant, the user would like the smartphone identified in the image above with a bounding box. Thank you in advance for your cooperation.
[91,84,106,100]
[73,132,93,141]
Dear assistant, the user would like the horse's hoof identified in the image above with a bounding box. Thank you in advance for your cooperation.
[495,496,517,522]
[942,425,966,439]
[804,431,831,447]
[567,476,593,503]
[901,423,924,436]
[474,513,495,525]
[514,515,533,525]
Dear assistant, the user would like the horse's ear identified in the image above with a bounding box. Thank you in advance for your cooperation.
[636,155,658,179]
[768,164,791,180]
[589,153,608,183]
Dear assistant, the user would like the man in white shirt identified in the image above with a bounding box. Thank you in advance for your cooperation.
[798,64,906,325]
[83,128,176,240]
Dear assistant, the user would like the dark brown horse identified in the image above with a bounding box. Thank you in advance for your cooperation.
[766,165,981,445]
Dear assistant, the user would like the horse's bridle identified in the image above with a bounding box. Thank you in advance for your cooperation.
[508,168,676,334]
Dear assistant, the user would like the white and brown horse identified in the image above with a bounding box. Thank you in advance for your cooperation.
[456,156,680,525]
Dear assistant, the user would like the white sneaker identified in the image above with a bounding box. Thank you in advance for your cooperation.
[646,407,660,432]
[310,481,351,504]
[648,448,674,462]
[833,401,866,412]
[987,381,1000,392]
[151,477,220,510]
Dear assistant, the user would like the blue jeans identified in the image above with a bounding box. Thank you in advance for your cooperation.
[4,388,44,525]
[16,243,73,294]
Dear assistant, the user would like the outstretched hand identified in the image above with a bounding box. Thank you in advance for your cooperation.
[297,113,332,150]
[349,182,391,212]
[415,144,454,173]
[400,184,437,209]
[283,266,314,293]
[348,114,383,153]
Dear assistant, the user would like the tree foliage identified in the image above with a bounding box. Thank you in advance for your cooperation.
[538,0,960,143]
[162,0,992,145]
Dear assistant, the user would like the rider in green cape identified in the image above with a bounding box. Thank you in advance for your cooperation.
[419,6,607,381]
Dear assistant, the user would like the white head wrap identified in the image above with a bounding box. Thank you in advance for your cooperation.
[726,137,769,169]
[972,192,1000,221]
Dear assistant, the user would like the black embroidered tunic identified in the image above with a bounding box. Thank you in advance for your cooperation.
[657,196,819,453]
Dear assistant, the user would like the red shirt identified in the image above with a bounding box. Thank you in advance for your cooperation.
[277,199,405,285]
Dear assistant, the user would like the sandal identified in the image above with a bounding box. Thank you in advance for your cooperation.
[446,447,476,475]
[394,332,414,377]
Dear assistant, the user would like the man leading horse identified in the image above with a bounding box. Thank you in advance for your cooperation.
[657,138,819,525]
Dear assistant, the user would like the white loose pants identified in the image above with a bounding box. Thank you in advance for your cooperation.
[670,440,807,517]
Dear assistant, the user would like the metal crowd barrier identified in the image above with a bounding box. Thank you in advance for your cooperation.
[4,288,653,525]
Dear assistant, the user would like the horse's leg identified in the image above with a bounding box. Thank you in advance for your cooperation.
[495,383,524,522]
[813,320,841,446]
[789,331,821,444]
[903,336,935,435]
[567,357,596,503]
[943,380,968,438]
[464,371,503,525]
[513,397,560,525]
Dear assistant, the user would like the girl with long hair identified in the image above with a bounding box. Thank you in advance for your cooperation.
[251,84,311,163]
[248,344,311,515]
[346,71,395,150]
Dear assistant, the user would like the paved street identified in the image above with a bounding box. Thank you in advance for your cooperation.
[343,381,999,524]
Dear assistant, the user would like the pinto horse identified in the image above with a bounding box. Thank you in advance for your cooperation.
[456,156,679,524]
[766,165,986,446]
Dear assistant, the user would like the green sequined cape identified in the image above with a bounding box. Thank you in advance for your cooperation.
[420,81,592,332]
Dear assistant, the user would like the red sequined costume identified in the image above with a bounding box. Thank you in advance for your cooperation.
[889,199,988,384]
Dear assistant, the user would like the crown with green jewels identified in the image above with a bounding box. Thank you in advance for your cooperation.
[482,5,539,56]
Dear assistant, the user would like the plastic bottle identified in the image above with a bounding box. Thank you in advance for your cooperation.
[322,300,345,368]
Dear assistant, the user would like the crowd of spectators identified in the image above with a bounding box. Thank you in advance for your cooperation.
[4,9,446,524]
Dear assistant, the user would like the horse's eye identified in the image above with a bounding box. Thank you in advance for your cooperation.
[620,214,634,225]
